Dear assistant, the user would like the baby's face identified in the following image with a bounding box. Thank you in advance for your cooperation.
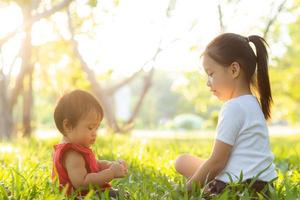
[68,110,102,147]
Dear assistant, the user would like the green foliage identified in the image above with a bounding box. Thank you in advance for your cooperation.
[132,70,196,129]
[0,134,299,199]
[269,3,300,124]
[168,114,203,130]
[174,71,221,129]
[269,67,300,124]
[88,0,98,8]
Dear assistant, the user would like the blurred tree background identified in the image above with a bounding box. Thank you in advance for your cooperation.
[0,0,299,139]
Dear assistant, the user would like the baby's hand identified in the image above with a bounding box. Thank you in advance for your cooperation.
[118,160,128,171]
[109,162,127,178]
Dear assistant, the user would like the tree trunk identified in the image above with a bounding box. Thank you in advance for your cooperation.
[23,71,33,137]
[19,7,33,137]
[126,68,154,125]
[0,72,13,139]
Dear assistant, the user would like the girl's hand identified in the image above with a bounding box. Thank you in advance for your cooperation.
[186,179,200,192]
[186,180,193,191]
[109,163,127,178]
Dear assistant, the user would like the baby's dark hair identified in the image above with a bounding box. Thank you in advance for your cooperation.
[54,89,104,135]
[203,33,272,120]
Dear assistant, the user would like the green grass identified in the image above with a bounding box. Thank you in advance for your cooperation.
[0,134,300,199]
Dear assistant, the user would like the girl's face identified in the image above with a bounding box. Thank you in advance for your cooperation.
[202,55,236,101]
[65,110,101,147]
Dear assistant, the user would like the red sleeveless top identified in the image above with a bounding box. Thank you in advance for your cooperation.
[52,143,111,196]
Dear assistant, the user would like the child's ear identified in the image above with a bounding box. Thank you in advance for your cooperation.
[229,62,241,79]
[62,119,73,133]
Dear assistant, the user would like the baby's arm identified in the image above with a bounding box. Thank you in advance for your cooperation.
[97,160,112,170]
[64,150,124,189]
[187,140,232,190]
[97,159,128,171]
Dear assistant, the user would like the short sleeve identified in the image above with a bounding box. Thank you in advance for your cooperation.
[216,101,245,145]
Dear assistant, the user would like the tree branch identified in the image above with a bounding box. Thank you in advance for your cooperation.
[217,1,224,33]
[263,0,288,39]
[104,69,143,95]
[67,9,121,132]
[126,68,154,125]
[0,0,74,47]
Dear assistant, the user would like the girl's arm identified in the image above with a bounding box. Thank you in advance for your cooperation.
[64,151,125,189]
[187,140,232,190]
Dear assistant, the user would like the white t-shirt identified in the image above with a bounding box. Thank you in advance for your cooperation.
[215,95,277,183]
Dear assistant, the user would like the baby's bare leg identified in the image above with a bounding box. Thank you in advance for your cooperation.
[174,154,205,178]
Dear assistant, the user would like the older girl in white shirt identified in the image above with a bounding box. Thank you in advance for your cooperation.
[174,33,277,196]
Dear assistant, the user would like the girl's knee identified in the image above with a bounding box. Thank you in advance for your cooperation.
[174,154,190,173]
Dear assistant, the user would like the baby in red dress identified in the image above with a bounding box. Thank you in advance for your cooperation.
[52,89,128,197]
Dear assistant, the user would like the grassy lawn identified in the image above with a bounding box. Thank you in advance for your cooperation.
[0,133,299,199]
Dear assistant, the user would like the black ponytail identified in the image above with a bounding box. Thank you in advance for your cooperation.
[248,35,272,120]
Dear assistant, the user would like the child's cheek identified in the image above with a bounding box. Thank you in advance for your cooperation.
[210,77,216,86]
[207,77,212,85]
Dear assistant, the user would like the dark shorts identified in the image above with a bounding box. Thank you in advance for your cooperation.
[204,179,273,199]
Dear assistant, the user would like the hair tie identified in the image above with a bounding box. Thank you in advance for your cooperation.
[246,36,250,43]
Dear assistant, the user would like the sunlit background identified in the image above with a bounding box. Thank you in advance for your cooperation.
[0,0,299,139]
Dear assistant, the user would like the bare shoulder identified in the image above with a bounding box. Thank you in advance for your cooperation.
[62,149,85,170]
